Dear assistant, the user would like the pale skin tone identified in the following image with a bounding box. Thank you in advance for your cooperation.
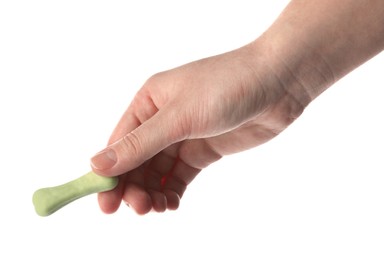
[91,0,384,215]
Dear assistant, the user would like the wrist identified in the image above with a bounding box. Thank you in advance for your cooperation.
[250,33,335,108]
[243,37,334,111]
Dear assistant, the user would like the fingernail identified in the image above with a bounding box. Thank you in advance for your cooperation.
[91,149,117,170]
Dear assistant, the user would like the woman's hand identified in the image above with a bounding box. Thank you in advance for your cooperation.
[90,44,306,214]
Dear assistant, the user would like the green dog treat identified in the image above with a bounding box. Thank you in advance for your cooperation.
[32,171,118,217]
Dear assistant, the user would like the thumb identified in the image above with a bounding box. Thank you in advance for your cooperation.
[90,109,185,177]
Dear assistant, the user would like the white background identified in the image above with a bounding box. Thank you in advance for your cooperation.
[1,1,383,259]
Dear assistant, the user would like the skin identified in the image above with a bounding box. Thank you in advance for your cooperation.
[91,0,384,215]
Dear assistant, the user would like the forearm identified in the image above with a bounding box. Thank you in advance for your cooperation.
[253,0,384,105]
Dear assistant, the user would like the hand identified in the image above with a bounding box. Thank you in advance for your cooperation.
[91,0,383,215]
[90,44,306,214]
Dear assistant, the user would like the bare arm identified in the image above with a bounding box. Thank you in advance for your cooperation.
[255,0,384,105]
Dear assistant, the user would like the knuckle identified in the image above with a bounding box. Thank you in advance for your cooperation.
[121,132,143,160]
[144,72,165,88]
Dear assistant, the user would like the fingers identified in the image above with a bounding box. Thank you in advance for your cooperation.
[121,145,191,214]
[97,175,126,214]
[91,106,186,177]
[122,184,181,214]
[97,144,202,215]
[122,183,153,215]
